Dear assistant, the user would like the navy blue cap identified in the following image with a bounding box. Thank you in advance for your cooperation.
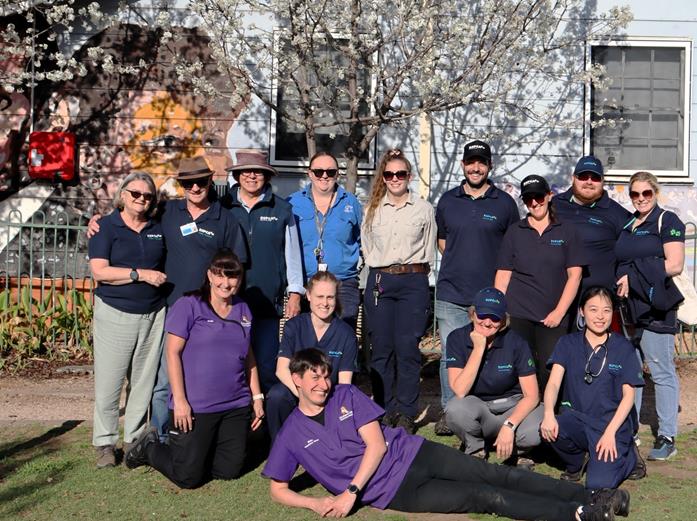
[520,174,550,199]
[473,287,507,320]
[462,140,492,163]
[573,155,603,177]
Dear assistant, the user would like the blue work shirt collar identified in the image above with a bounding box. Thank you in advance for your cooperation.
[112,210,156,230]
[457,180,499,200]
[174,198,222,221]
[562,187,611,209]
[301,183,346,206]
[463,323,507,350]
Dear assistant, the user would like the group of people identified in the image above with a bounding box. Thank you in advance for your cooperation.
[86,140,687,520]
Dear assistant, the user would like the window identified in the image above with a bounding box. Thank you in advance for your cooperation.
[585,39,691,182]
[269,33,375,169]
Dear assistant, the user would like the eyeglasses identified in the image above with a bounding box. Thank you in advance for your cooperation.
[476,313,502,323]
[240,171,266,179]
[575,172,603,182]
[310,168,339,178]
[523,194,547,206]
[124,189,154,202]
[179,177,211,190]
[629,189,654,200]
[383,170,409,181]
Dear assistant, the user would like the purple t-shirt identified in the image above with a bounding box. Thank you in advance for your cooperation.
[165,295,253,413]
[262,384,423,509]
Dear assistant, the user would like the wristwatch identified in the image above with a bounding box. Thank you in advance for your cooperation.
[129,268,139,282]
[347,483,360,495]
[503,420,517,432]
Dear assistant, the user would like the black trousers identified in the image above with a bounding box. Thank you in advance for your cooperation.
[389,440,586,521]
[147,406,250,489]
[509,316,570,392]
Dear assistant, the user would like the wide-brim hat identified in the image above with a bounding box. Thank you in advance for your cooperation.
[176,156,214,180]
[227,150,278,177]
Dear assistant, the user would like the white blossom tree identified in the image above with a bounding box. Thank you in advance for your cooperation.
[184,0,632,191]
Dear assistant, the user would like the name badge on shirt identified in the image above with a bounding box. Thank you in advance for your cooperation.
[180,222,198,236]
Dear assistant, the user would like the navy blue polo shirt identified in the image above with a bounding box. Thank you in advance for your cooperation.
[277,313,358,384]
[160,199,247,306]
[436,182,520,306]
[548,331,643,433]
[615,206,685,262]
[88,210,165,314]
[445,324,536,401]
[497,219,585,322]
[552,189,631,291]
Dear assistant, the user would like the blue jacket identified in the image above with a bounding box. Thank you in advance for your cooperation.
[222,184,304,319]
[287,184,362,280]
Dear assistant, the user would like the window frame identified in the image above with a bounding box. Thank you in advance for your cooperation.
[584,37,692,183]
[269,29,378,171]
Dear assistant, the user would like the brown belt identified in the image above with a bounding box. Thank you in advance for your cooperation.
[376,263,430,275]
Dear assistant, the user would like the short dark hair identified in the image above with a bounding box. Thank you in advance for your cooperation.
[289,348,333,378]
[579,285,615,310]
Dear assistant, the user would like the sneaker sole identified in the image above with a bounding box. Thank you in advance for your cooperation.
[647,449,677,461]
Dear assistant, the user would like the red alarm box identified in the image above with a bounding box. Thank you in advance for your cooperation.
[28,131,77,182]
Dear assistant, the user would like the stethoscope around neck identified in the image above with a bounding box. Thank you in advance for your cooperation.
[584,333,610,384]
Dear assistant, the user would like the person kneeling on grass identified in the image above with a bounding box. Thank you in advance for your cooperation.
[262,348,628,521]
[124,249,264,488]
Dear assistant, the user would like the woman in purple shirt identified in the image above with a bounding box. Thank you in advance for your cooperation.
[125,249,264,488]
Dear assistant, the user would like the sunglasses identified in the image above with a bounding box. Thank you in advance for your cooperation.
[240,171,266,179]
[522,194,547,206]
[310,168,339,178]
[629,189,654,200]
[179,177,211,190]
[575,172,603,182]
[124,189,154,202]
[476,313,502,323]
[383,170,409,181]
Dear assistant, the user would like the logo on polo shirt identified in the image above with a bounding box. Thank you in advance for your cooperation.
[344,205,353,213]
[146,233,163,240]
[549,239,565,246]
[304,438,320,449]
[339,405,354,421]
[241,315,252,328]
[670,228,682,237]
[588,217,604,226]
[635,230,650,236]
[528,358,534,367]
[259,216,279,222]
[608,363,623,373]
[198,228,215,238]
[482,213,498,222]
[328,350,343,358]
[497,363,513,373]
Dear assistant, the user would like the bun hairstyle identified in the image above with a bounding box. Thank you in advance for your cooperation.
[364,148,412,230]
[306,270,342,318]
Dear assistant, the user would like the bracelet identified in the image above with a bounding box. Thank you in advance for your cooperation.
[252,393,264,401]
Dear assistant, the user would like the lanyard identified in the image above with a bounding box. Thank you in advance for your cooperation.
[311,189,336,262]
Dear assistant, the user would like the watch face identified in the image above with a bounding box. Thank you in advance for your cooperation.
[348,484,359,494]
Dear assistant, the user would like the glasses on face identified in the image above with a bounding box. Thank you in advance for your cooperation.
[523,194,546,206]
[179,177,211,190]
[629,189,654,201]
[476,313,502,323]
[240,171,266,179]
[310,168,339,178]
[124,189,154,202]
[383,170,409,181]
[575,172,603,183]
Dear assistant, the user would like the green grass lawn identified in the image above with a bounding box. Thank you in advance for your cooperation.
[1,422,696,521]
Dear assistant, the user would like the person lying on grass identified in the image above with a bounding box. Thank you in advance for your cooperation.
[261,348,628,520]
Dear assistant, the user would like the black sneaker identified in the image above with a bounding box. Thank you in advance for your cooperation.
[578,502,615,521]
[590,488,630,517]
[381,411,401,428]
[434,411,453,436]
[125,427,158,469]
[627,444,647,480]
[395,414,417,434]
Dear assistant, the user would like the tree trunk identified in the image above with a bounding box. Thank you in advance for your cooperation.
[344,154,359,194]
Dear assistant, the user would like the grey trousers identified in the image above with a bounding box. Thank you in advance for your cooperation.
[92,296,165,447]
[445,394,544,455]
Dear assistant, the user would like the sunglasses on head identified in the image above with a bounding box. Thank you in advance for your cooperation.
[476,313,502,323]
[629,189,654,200]
[179,177,211,190]
[383,170,409,181]
[575,172,603,182]
[522,194,547,206]
[310,168,339,178]
[124,189,154,202]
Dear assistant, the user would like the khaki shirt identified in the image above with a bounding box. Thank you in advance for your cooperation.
[362,192,436,268]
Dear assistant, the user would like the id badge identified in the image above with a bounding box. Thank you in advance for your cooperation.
[180,222,198,236]
[318,263,328,272]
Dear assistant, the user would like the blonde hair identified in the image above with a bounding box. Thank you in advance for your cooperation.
[629,171,660,194]
[306,270,342,318]
[113,171,158,217]
[364,149,412,229]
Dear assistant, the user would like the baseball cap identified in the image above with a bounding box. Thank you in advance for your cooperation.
[473,287,507,320]
[462,140,492,163]
[520,174,550,199]
[573,155,603,177]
